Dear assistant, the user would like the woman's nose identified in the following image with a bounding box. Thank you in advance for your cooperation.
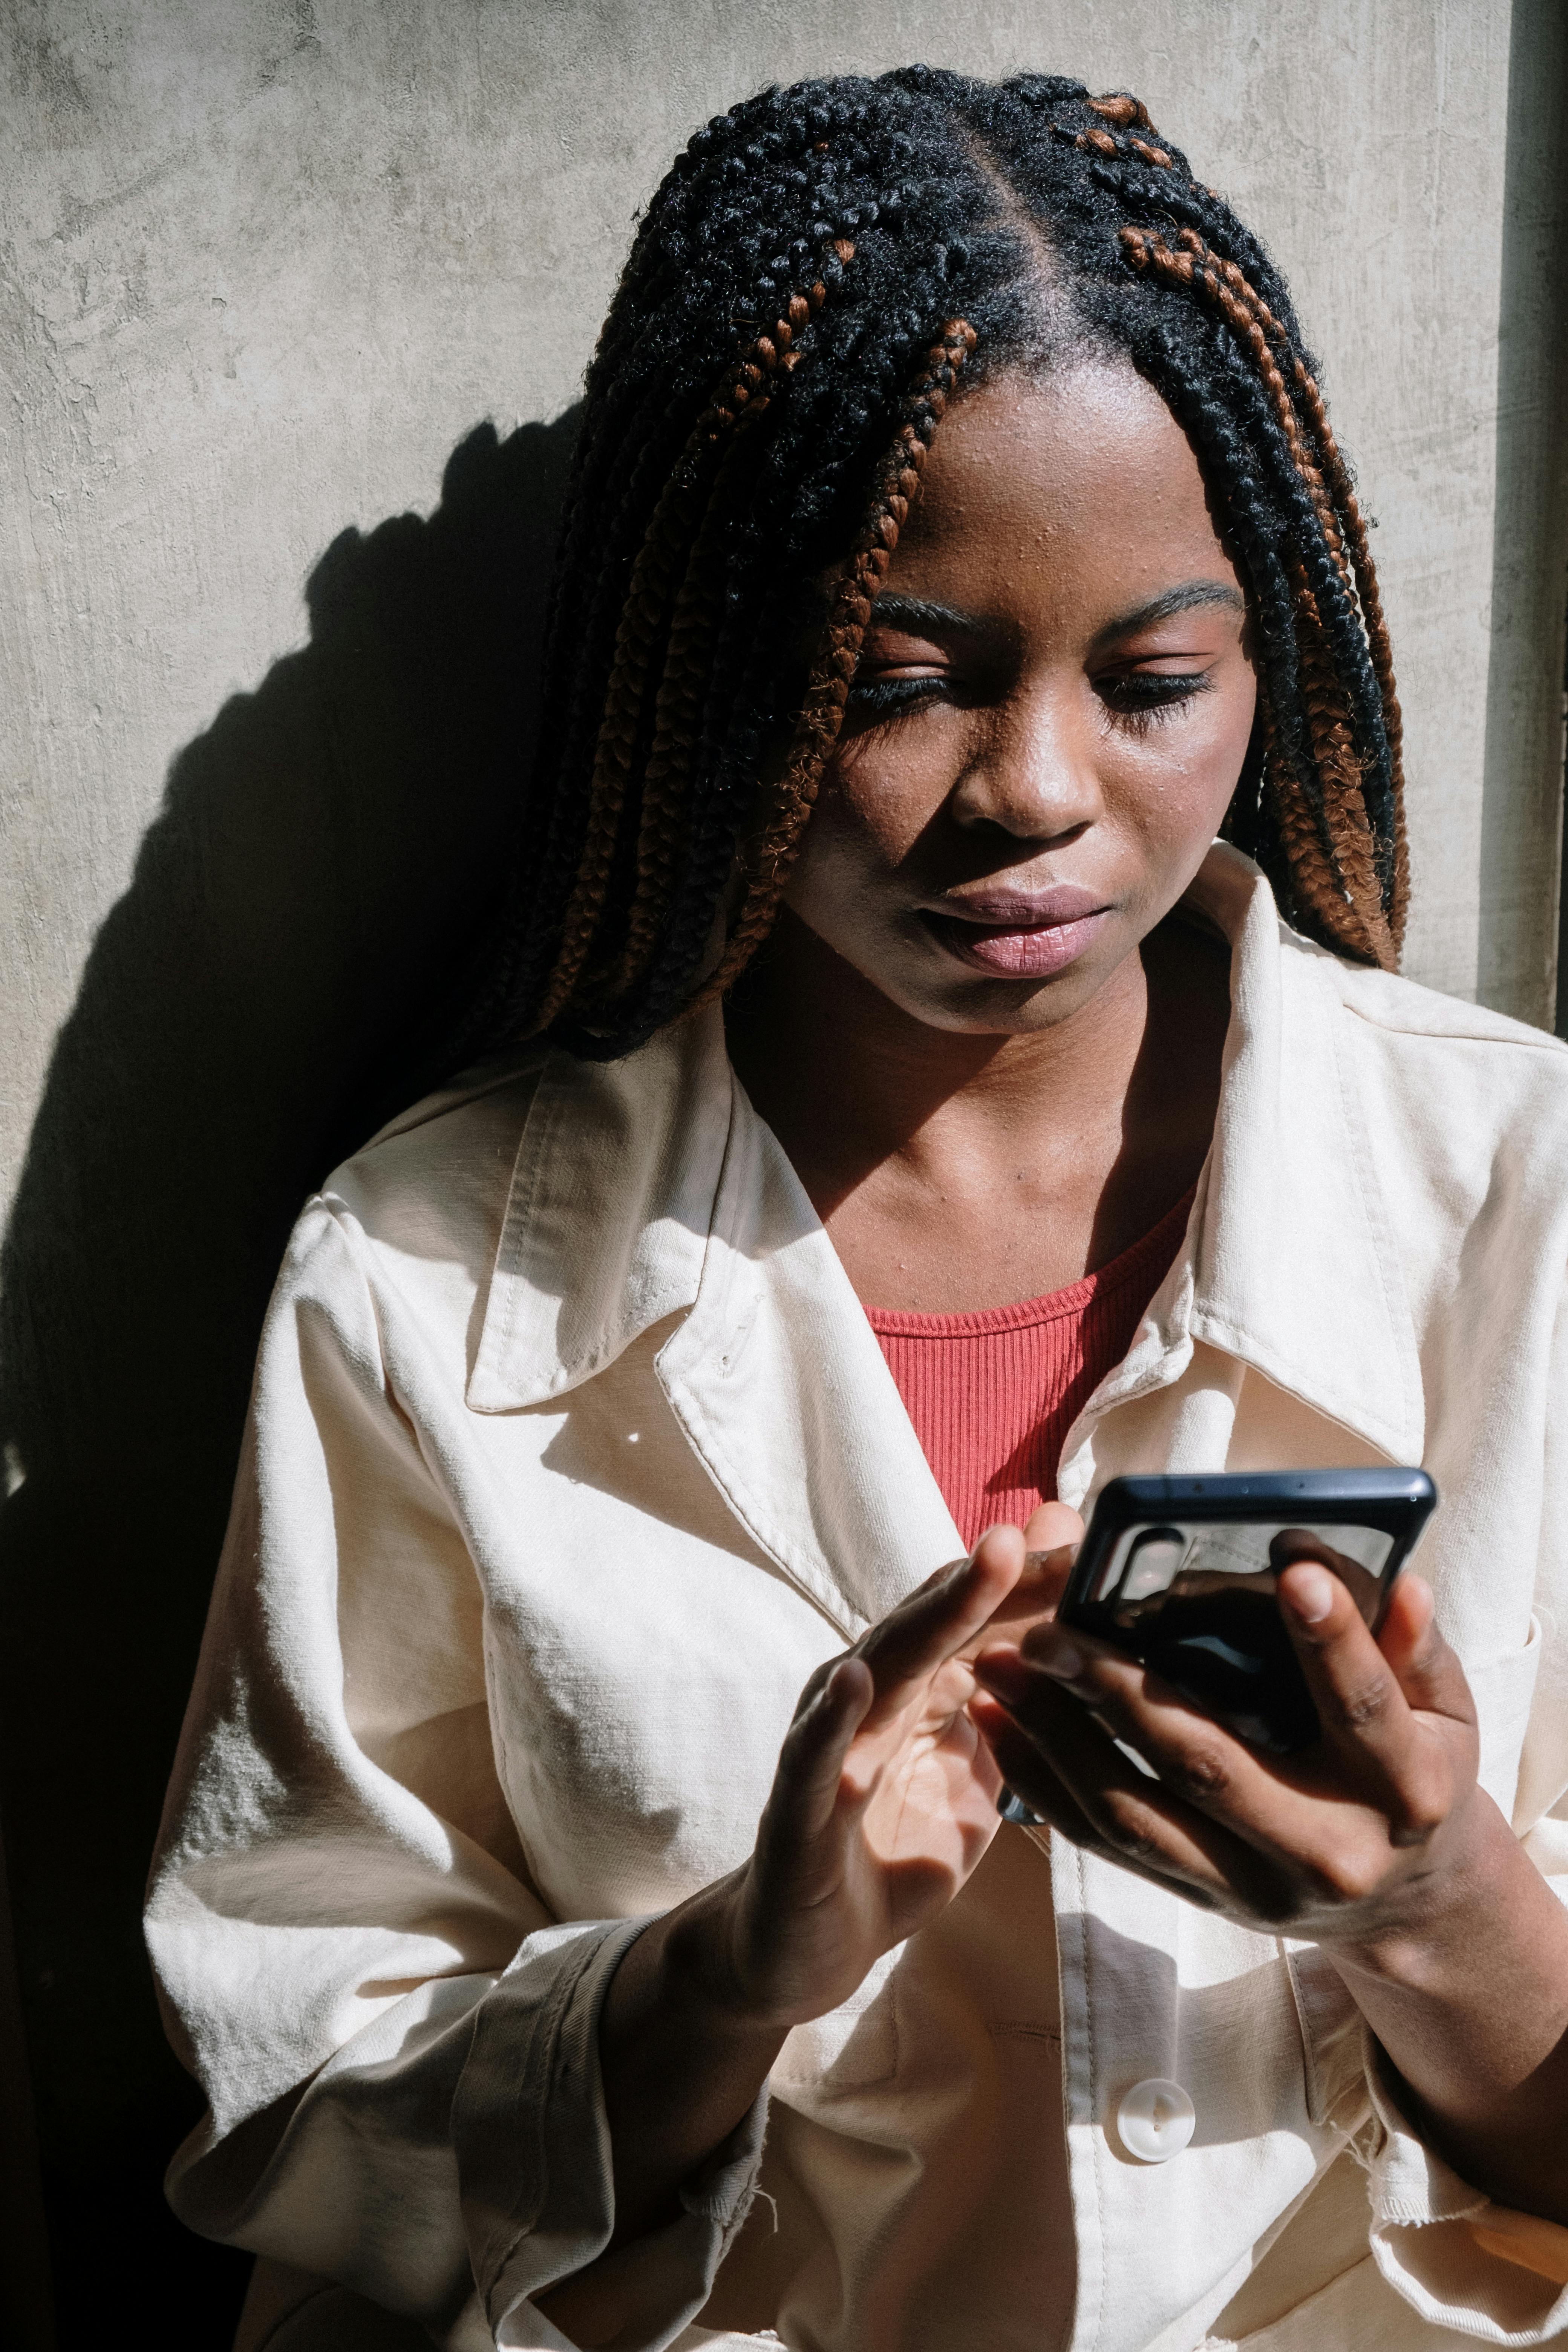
[948,687,1104,843]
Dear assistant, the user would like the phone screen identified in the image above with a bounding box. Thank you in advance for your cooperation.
[1087,1520,1396,1752]
[1094,1519,1393,1619]
[1054,1471,1436,1758]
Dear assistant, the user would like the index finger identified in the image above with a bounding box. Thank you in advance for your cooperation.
[958,1501,1083,1660]
[857,1524,1026,1709]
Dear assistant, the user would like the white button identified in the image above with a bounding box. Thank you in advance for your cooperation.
[1116,2077,1196,2162]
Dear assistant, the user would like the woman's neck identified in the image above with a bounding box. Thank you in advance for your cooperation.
[725,908,1229,1313]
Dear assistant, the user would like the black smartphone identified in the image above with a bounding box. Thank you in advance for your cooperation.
[1054,1468,1438,1755]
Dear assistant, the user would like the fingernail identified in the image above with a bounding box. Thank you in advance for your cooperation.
[1283,1565,1336,1624]
[1041,1636,1086,1682]
[974,1651,1027,1701]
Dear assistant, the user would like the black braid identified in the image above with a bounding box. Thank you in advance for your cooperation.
[461,66,1406,1062]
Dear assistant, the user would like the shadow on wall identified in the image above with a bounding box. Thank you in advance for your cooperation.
[0,407,579,2348]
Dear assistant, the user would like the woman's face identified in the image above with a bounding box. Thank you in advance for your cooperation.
[783,359,1258,1033]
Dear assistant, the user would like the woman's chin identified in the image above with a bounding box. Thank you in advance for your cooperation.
[872,963,1120,1038]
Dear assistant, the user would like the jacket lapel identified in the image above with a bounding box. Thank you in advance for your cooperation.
[466,1008,960,1631]
[466,1017,733,1412]
[654,1069,965,1634]
[466,845,1425,1638]
[1055,853,1425,1497]
[1181,851,1424,1463]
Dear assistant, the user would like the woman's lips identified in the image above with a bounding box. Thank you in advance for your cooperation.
[920,893,1112,978]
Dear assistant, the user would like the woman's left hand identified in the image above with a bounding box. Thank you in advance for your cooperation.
[968,1525,1486,1940]
[970,1510,1568,2229]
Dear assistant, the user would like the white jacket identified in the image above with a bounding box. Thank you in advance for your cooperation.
[147,847,1568,2351]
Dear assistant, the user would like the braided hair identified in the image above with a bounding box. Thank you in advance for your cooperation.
[473,66,1407,1061]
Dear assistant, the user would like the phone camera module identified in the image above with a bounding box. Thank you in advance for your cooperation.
[1119,1527,1186,1603]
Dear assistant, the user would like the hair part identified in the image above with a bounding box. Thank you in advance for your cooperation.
[468,67,1407,1061]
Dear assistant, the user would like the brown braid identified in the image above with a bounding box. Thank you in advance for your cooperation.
[684,320,978,1015]
[1259,696,1367,952]
[465,72,1416,1063]
[1173,230,1360,592]
[1276,359,1410,931]
[1119,220,1406,960]
[603,407,780,999]
[530,289,826,1032]
[1124,219,1409,940]
[1293,612,1397,966]
[1086,93,1152,130]
[602,279,838,1003]
[1078,98,1173,175]
[1122,228,1350,580]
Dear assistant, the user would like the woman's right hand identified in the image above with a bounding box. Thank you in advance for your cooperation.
[580,1508,1077,2296]
[709,1508,1078,2029]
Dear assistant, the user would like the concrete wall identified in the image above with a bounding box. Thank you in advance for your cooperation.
[2,1,1564,2340]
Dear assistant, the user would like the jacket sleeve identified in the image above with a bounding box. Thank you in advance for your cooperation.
[145,1201,764,2351]
[1358,1265,1568,2344]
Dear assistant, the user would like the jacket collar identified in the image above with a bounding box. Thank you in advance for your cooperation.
[1182,848,1423,1460]
[465,1008,733,1411]
[467,846,1424,1626]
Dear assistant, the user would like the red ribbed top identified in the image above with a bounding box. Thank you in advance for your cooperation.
[866,1191,1193,1548]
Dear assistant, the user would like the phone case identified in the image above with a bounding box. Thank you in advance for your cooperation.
[1055,1468,1437,1755]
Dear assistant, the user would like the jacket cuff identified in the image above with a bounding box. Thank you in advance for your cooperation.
[452,1918,767,2352]
[1363,2030,1568,2343]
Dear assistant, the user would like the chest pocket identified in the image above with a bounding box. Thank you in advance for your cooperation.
[1469,1617,1544,1821]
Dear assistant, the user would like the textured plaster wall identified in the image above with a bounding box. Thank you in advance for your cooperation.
[1,0,1564,2340]
[3,0,1565,1209]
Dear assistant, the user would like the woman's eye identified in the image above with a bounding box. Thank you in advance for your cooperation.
[1097,669,1215,732]
[844,672,953,719]
[845,665,1217,728]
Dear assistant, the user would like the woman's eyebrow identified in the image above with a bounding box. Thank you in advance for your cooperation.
[1089,580,1246,649]
[865,594,988,638]
[864,581,1245,648]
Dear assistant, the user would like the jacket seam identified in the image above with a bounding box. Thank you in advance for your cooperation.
[1080,1844,1106,2352]
[355,1050,550,1154]
[477,1922,625,2310]
[1337,1000,1568,1055]
[486,1051,568,1376]
[1321,965,1424,1447]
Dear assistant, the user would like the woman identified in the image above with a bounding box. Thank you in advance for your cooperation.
[148,68,1568,2352]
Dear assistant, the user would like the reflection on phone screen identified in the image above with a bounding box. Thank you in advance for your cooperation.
[1090,1521,1395,1753]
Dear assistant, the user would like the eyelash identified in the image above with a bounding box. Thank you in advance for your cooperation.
[845,675,955,719]
[1099,669,1216,735]
[844,669,1216,732]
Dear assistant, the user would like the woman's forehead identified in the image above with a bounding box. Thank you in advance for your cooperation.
[890,365,1240,604]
